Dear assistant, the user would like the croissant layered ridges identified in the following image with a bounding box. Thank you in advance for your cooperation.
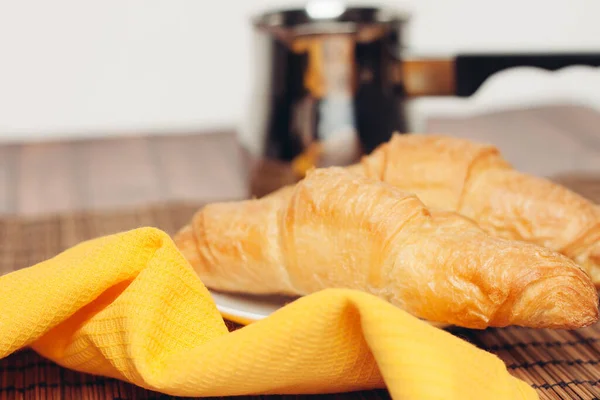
[352,133,600,286]
[177,197,295,296]
[174,168,599,330]
[358,134,511,211]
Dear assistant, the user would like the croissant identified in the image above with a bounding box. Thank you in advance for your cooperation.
[174,167,598,330]
[277,134,600,285]
[341,133,600,286]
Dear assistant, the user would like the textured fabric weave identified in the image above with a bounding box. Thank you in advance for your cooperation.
[0,227,537,399]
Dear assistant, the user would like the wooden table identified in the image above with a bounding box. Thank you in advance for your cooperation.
[1,103,600,400]
[1,103,599,217]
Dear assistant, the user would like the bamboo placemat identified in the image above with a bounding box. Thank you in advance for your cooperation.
[1,175,599,400]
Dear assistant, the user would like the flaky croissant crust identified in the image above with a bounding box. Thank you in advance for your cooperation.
[354,133,600,285]
[175,168,599,330]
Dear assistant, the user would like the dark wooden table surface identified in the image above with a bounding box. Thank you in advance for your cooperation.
[1,103,599,217]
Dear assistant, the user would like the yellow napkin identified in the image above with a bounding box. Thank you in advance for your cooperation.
[0,227,537,399]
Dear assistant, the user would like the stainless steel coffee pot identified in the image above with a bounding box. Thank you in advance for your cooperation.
[239,1,600,198]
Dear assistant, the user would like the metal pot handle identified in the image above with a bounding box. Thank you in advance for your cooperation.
[397,52,600,98]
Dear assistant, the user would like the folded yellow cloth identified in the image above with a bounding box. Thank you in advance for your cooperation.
[0,227,537,399]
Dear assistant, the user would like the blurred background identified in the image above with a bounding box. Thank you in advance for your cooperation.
[1,0,600,141]
[0,0,599,215]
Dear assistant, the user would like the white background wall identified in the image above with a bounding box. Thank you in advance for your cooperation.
[1,0,600,142]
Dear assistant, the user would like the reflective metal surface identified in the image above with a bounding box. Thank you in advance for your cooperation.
[239,4,410,197]
[238,3,600,198]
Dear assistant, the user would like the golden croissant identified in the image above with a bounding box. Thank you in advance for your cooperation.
[174,168,598,330]
[348,133,600,285]
[280,133,600,286]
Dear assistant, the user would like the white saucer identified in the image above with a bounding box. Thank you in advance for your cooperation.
[209,289,451,329]
[209,290,297,325]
